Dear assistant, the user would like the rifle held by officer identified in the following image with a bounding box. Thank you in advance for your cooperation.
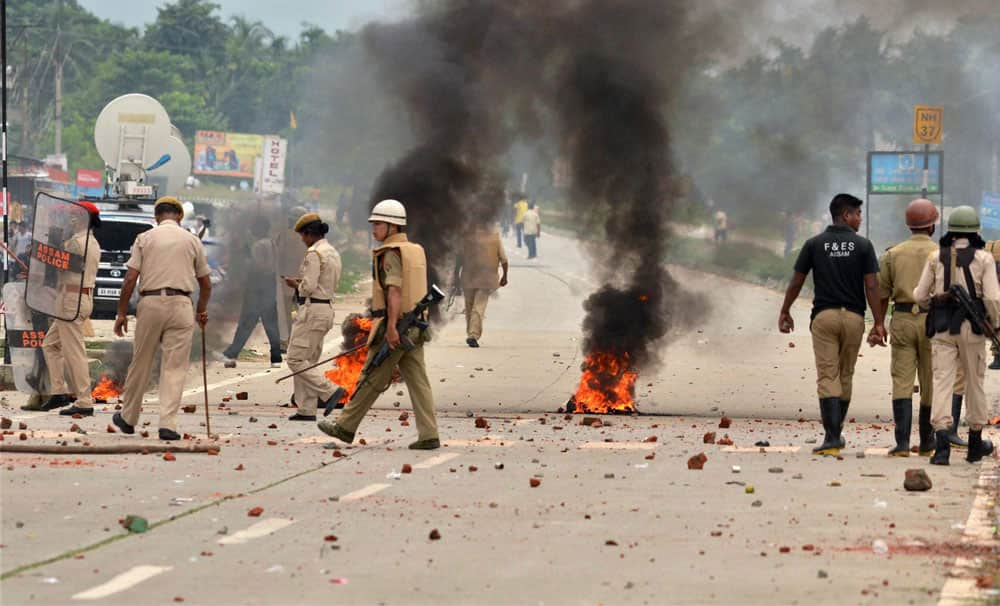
[949,284,1000,350]
[323,285,445,416]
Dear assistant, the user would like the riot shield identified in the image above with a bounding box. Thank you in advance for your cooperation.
[25,193,92,321]
[2,282,52,395]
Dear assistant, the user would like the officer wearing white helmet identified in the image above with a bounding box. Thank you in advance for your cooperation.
[319,199,440,450]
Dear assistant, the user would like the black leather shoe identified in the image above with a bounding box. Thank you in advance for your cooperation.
[288,413,317,421]
[409,438,441,450]
[158,428,181,441]
[466,337,480,348]
[322,387,348,417]
[60,406,94,416]
[40,394,73,411]
[112,412,135,434]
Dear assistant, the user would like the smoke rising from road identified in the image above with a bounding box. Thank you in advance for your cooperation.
[360,0,719,375]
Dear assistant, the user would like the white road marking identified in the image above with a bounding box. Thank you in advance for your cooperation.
[444,439,517,448]
[938,459,997,606]
[340,483,391,502]
[720,446,801,453]
[218,518,295,545]
[578,441,657,450]
[72,565,172,600]
[413,452,460,469]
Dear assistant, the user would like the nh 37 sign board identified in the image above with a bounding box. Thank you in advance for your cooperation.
[868,151,943,195]
[914,105,943,145]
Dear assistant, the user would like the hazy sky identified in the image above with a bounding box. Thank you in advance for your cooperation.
[77,0,413,38]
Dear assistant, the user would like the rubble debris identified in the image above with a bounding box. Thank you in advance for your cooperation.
[754,441,770,447]
[163,452,176,461]
[768,467,784,474]
[703,432,716,444]
[324,535,338,542]
[429,529,441,540]
[643,436,658,443]
[182,405,197,413]
[224,360,237,368]
[719,417,732,429]
[745,485,755,494]
[904,469,932,492]
[751,500,762,507]
[401,464,413,474]
[687,453,707,470]
[0,417,11,429]
[236,392,249,400]
[247,507,264,517]
[475,417,489,429]
[530,478,541,487]
[818,570,829,579]
[398,412,409,421]
[581,416,600,427]
[18,422,27,430]
[716,436,733,446]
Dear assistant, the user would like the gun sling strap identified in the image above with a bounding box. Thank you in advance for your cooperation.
[942,246,984,335]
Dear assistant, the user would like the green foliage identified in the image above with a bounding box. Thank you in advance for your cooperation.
[666,236,791,287]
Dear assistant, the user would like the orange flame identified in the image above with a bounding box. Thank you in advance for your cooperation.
[92,373,122,403]
[324,315,374,405]
[567,351,637,414]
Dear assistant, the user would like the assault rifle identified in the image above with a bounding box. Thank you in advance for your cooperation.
[323,285,445,416]
[949,284,1000,350]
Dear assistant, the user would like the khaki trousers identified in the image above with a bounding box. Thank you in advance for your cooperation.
[120,295,195,432]
[930,321,988,430]
[42,294,94,408]
[286,303,338,415]
[889,311,933,404]
[464,288,491,339]
[810,308,864,400]
[335,328,438,440]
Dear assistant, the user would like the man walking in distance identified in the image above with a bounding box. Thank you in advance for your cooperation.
[522,202,541,260]
[318,199,440,450]
[112,197,212,441]
[222,217,283,368]
[513,196,528,249]
[873,198,939,456]
[39,202,102,415]
[282,212,346,421]
[779,193,886,455]
[914,206,1000,465]
[455,224,508,348]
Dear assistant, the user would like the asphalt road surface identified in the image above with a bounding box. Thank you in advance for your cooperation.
[2,231,998,605]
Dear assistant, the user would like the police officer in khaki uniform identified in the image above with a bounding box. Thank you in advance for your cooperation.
[779,194,885,455]
[914,205,1000,464]
[455,225,508,347]
[318,199,440,450]
[874,198,939,456]
[282,213,346,421]
[39,201,102,415]
[112,197,212,441]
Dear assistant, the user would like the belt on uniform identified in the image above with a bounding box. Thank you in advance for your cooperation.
[297,297,331,305]
[63,286,92,295]
[140,288,190,297]
[369,309,387,318]
[893,302,928,314]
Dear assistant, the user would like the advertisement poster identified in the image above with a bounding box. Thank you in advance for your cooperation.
[193,130,266,178]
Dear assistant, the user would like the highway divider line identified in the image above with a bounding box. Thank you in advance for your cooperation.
[219,518,295,546]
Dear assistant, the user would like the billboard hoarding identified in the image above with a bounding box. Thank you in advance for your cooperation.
[193,130,266,178]
[981,192,1000,231]
[868,151,943,195]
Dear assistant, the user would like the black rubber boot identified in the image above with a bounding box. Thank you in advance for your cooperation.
[966,429,995,463]
[918,406,934,455]
[948,394,968,448]
[888,398,912,457]
[837,400,850,449]
[930,429,951,465]
[812,397,842,455]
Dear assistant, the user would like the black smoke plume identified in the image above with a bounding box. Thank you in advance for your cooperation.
[361,1,718,395]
